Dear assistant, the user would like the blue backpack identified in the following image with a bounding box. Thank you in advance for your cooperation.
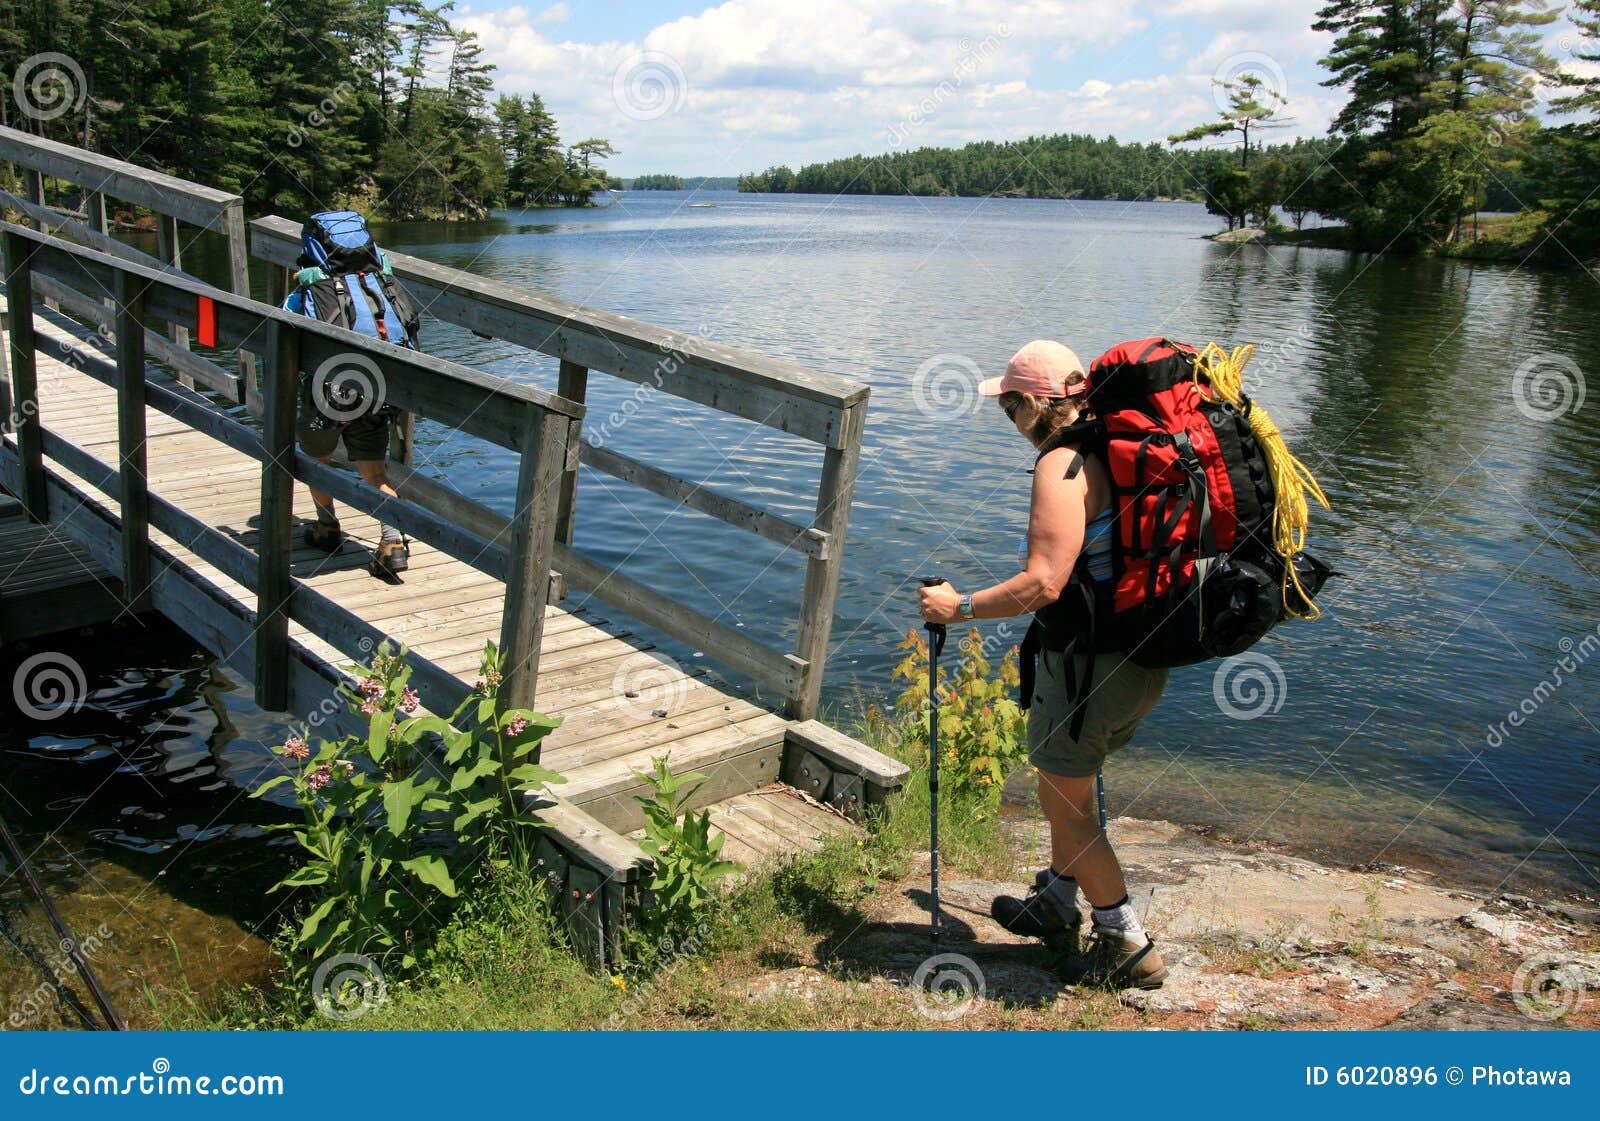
[284,211,421,416]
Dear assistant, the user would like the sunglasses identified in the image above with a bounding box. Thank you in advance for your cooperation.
[1002,398,1022,421]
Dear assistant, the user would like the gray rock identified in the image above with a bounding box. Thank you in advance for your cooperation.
[1389,997,1573,1031]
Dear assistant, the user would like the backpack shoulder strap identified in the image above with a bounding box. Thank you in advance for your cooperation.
[1032,419,1105,477]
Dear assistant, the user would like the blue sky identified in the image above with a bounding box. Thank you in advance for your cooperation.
[454,1,1594,177]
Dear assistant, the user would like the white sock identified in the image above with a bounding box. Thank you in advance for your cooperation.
[1091,896,1149,946]
[1039,868,1079,918]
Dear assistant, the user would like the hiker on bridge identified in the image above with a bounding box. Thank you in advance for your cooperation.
[283,212,424,581]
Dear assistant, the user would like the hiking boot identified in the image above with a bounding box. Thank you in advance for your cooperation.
[991,870,1083,943]
[1059,928,1168,990]
[304,521,344,554]
[371,538,409,583]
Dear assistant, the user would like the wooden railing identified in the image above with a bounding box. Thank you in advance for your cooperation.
[250,215,870,721]
[0,125,255,404]
[0,221,583,716]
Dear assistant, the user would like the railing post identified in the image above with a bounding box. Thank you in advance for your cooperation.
[255,319,300,711]
[498,407,571,730]
[84,190,106,234]
[2,231,46,522]
[154,213,193,389]
[114,271,152,613]
[554,360,588,545]
[221,202,258,405]
[788,403,867,720]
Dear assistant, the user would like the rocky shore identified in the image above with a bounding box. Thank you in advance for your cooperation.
[742,816,1599,1030]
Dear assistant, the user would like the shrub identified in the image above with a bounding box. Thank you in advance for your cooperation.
[254,641,564,978]
[888,627,1026,803]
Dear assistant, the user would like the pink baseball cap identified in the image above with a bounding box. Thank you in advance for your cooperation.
[977,340,1087,398]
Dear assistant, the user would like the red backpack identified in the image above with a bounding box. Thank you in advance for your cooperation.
[1021,338,1331,727]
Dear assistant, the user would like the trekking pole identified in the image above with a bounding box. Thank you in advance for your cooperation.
[919,577,948,944]
[1095,769,1107,832]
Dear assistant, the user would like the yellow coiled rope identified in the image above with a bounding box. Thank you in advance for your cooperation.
[1193,342,1331,619]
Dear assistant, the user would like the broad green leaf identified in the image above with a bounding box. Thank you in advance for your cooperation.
[401,855,458,898]
[298,896,336,943]
[383,776,420,836]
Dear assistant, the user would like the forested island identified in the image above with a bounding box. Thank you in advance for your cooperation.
[744,1,1600,263]
[0,1,620,219]
[623,175,739,190]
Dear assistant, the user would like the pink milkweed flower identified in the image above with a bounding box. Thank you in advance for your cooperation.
[359,677,384,699]
[400,686,420,713]
[360,698,381,716]
[504,714,529,737]
[282,736,310,760]
[308,765,333,790]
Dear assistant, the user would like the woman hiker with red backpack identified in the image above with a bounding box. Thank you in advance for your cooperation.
[921,335,1332,991]
[919,340,1169,991]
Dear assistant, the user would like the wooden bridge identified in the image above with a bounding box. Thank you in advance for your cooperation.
[0,128,906,967]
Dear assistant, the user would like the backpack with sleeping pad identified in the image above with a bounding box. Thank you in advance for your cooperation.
[283,210,421,421]
[1020,337,1334,733]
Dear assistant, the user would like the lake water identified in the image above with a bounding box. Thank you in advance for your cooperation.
[4,190,1598,1019]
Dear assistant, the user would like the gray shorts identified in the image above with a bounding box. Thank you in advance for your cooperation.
[1027,649,1169,777]
[296,404,392,462]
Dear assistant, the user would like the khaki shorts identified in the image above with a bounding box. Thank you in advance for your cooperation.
[1027,649,1169,778]
[296,404,392,462]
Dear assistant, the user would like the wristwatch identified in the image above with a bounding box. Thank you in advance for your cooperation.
[958,593,976,620]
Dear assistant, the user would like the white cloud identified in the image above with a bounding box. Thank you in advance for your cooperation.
[455,0,1350,175]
